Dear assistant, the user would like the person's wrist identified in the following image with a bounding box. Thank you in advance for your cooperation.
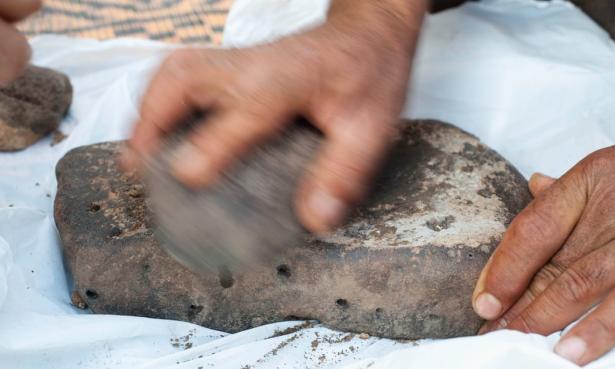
[326,0,427,52]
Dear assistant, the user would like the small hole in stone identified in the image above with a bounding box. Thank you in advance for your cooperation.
[85,289,98,299]
[218,265,234,288]
[375,308,383,314]
[276,264,291,278]
[284,315,312,321]
[109,227,122,238]
[189,304,203,312]
[89,203,101,212]
[143,264,151,272]
[467,252,474,259]
[336,299,348,308]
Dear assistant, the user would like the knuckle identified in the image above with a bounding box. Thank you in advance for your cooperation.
[593,315,615,339]
[559,266,597,304]
[512,203,559,243]
[528,262,565,296]
[163,49,200,80]
[514,312,541,333]
[583,147,615,179]
[318,160,371,203]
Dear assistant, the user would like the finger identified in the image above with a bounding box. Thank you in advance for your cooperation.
[472,169,588,320]
[506,240,615,335]
[0,0,41,22]
[171,110,284,188]
[528,172,556,197]
[124,49,215,170]
[482,187,611,334]
[0,20,31,84]
[479,262,566,334]
[295,115,395,234]
[555,290,615,366]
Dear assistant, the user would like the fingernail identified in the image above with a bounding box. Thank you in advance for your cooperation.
[172,143,211,185]
[306,188,347,231]
[479,317,507,335]
[555,337,586,363]
[474,292,502,320]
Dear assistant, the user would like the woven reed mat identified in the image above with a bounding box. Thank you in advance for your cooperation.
[18,0,233,46]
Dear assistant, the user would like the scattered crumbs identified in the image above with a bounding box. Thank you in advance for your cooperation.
[46,193,51,198]
[70,291,88,309]
[51,130,68,146]
[248,332,302,368]
[270,321,314,338]
[394,338,420,346]
[311,339,319,351]
[169,329,196,350]
[31,270,34,273]
[8,204,13,208]
[270,334,300,356]
[35,182,40,186]
[318,354,326,363]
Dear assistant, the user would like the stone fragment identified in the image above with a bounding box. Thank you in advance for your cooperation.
[0,65,73,151]
[54,120,532,339]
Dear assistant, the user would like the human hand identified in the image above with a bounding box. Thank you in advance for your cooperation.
[472,146,615,365]
[0,1,41,83]
[122,0,427,233]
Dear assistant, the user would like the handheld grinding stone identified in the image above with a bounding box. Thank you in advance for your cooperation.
[144,118,321,272]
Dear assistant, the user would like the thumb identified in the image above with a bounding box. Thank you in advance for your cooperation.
[529,172,556,197]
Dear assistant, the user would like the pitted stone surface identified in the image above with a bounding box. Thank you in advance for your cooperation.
[0,65,73,151]
[54,120,531,339]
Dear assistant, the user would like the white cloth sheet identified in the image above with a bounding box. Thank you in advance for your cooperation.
[0,0,614,368]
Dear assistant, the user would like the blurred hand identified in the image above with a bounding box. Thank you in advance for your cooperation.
[0,0,41,83]
[473,146,615,366]
[123,0,426,233]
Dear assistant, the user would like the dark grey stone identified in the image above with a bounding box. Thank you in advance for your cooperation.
[0,65,72,151]
[54,120,531,339]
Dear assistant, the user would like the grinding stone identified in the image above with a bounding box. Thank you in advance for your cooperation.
[54,120,532,339]
[145,120,320,272]
[0,65,73,151]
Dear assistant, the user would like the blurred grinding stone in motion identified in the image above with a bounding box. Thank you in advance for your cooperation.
[0,66,72,151]
[54,120,531,339]
[145,119,321,273]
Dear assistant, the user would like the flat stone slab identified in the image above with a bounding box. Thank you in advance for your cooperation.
[0,65,72,151]
[54,120,531,339]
